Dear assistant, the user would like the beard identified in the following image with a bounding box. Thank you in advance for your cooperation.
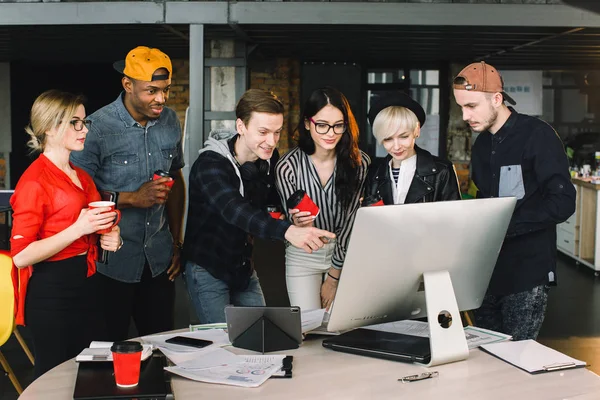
[470,106,498,133]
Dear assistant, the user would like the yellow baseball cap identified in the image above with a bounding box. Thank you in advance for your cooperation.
[113,46,172,82]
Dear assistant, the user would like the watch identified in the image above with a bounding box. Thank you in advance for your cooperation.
[174,241,184,251]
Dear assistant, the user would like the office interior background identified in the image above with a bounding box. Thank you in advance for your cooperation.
[2,0,600,398]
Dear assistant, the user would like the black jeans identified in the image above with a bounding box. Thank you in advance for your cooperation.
[473,284,550,340]
[95,263,175,342]
[26,256,106,378]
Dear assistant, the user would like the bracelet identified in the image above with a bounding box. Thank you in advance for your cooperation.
[174,241,184,251]
[327,272,339,281]
[116,236,124,252]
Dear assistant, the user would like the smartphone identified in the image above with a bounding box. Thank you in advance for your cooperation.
[164,336,213,349]
[97,190,119,264]
[99,190,118,204]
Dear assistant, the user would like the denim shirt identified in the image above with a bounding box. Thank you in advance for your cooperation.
[71,93,184,283]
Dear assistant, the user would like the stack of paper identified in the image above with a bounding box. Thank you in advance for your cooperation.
[301,308,326,333]
[164,349,287,388]
[189,323,228,332]
[141,330,230,365]
[75,341,153,362]
[145,329,290,387]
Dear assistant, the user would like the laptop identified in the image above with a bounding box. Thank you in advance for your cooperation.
[73,353,173,400]
[322,328,431,363]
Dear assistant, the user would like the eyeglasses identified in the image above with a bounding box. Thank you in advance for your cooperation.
[309,118,346,135]
[69,119,92,131]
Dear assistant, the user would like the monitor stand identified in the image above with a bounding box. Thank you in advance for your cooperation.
[418,270,469,367]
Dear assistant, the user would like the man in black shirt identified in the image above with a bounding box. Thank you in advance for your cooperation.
[183,89,335,324]
[453,62,576,340]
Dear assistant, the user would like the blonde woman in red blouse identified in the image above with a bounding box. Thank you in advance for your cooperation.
[11,90,122,378]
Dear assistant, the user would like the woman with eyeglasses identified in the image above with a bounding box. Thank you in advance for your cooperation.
[363,92,461,207]
[10,90,122,377]
[276,87,370,311]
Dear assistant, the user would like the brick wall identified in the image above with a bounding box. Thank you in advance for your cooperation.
[168,57,301,156]
[169,59,190,129]
[250,58,301,155]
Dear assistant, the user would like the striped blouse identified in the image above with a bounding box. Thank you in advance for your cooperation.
[275,147,371,269]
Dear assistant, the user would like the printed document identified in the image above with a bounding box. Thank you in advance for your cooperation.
[165,354,286,388]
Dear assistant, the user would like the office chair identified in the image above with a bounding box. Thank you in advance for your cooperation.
[0,249,34,395]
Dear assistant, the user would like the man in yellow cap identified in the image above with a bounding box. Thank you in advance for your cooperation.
[71,46,185,341]
[453,61,575,340]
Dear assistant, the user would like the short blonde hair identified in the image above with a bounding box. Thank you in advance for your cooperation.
[25,90,85,153]
[372,106,419,144]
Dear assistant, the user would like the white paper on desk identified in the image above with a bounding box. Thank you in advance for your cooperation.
[142,329,230,353]
[464,326,511,348]
[176,348,243,370]
[189,323,228,332]
[159,347,210,365]
[363,320,430,337]
[76,341,153,362]
[364,321,512,350]
[480,339,586,374]
[165,359,282,388]
[301,308,326,333]
[242,354,286,364]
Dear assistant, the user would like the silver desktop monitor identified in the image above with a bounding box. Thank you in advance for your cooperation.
[327,197,516,333]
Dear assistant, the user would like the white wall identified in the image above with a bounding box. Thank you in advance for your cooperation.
[0,63,11,189]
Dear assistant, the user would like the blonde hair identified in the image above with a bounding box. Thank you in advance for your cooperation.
[372,106,419,144]
[25,90,86,153]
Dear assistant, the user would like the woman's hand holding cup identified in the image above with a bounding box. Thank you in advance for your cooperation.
[289,209,315,227]
[286,190,319,227]
[87,201,122,234]
[74,205,117,237]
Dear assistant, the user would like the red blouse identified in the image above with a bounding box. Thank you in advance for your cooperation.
[10,154,101,326]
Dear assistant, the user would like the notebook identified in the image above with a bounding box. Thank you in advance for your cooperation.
[73,353,173,400]
[480,339,587,374]
[75,341,153,362]
[322,328,431,363]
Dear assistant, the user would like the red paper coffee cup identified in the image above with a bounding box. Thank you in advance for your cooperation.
[286,190,320,217]
[153,170,174,188]
[88,201,122,235]
[267,206,282,219]
[111,341,143,387]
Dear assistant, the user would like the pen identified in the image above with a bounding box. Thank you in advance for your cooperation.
[543,362,576,371]
[399,371,439,383]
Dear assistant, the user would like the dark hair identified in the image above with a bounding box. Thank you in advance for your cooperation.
[236,89,284,126]
[453,76,468,86]
[298,87,362,210]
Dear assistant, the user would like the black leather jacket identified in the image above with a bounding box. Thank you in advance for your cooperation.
[363,146,461,205]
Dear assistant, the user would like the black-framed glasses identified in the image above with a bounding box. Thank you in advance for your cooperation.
[69,119,92,132]
[309,118,346,135]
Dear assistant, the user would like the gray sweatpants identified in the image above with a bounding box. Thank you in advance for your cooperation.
[473,284,550,341]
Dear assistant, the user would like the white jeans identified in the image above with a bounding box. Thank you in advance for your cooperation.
[285,240,336,311]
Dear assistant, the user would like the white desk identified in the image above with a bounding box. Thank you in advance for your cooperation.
[19,336,600,400]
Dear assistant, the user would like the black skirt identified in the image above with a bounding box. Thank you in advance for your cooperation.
[25,255,106,378]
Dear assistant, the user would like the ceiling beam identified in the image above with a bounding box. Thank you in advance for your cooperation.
[0,2,164,25]
[0,2,599,27]
[476,27,585,62]
[228,3,600,27]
